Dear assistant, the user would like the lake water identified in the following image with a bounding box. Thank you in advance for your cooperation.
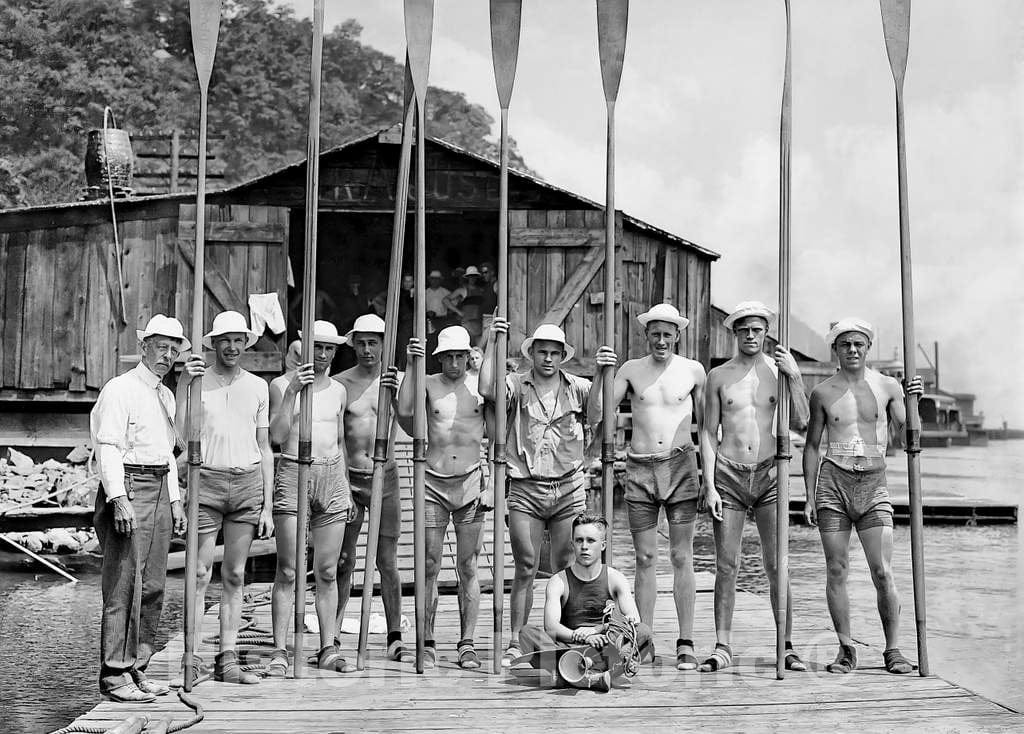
[1,440,1020,733]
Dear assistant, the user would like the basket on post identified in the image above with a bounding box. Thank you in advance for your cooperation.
[84,107,134,196]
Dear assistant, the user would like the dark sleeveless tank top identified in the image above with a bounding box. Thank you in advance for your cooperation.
[559,566,611,628]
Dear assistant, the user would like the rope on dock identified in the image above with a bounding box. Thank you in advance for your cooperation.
[48,689,203,734]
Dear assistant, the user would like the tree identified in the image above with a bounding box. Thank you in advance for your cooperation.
[0,0,532,207]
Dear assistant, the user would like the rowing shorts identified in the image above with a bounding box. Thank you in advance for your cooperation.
[507,471,586,523]
[815,459,894,533]
[197,464,264,533]
[715,454,777,512]
[347,462,402,539]
[273,454,350,528]
[624,446,699,533]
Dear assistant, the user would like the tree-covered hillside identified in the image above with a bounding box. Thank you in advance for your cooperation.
[0,0,530,207]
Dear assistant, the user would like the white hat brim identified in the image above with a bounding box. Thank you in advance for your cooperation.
[137,330,191,352]
[637,314,689,330]
[298,331,346,346]
[723,308,775,331]
[201,329,259,350]
[521,336,576,362]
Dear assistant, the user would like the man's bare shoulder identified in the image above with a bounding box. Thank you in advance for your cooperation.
[269,372,291,392]
[332,366,361,386]
[865,368,901,399]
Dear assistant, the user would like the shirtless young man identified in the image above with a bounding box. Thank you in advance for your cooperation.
[479,319,617,666]
[331,314,409,662]
[804,317,923,675]
[399,326,493,669]
[701,301,809,672]
[591,303,706,671]
[518,513,652,692]
[266,320,353,675]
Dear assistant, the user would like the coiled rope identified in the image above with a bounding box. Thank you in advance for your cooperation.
[48,689,203,734]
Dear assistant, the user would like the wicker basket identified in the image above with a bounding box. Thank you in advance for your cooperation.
[84,108,134,190]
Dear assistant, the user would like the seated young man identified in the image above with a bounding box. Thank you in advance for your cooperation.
[517,513,653,691]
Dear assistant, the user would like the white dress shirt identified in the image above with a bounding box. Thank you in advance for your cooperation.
[90,362,180,503]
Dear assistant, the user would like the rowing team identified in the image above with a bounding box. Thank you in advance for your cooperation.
[88,301,922,702]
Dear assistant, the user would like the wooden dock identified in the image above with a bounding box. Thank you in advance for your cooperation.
[63,572,1021,733]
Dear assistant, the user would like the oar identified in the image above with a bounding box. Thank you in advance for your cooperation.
[488,0,522,674]
[0,533,79,583]
[293,0,327,679]
[404,0,434,675]
[183,0,222,693]
[356,59,415,671]
[774,0,793,682]
[879,0,928,677]
[596,0,628,561]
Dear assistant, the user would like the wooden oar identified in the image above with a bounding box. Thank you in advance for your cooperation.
[879,0,929,677]
[596,0,628,561]
[404,0,434,675]
[488,0,523,675]
[293,0,326,679]
[356,59,415,671]
[0,533,78,583]
[774,0,793,682]
[183,0,222,693]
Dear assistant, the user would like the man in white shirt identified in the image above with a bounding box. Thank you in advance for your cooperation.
[176,311,275,685]
[90,314,188,703]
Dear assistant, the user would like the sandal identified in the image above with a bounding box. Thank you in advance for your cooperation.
[883,648,913,674]
[387,638,415,663]
[265,648,289,678]
[317,645,357,674]
[103,682,156,704]
[215,650,261,684]
[132,677,170,696]
[676,639,699,671]
[422,643,437,670]
[699,643,732,672]
[826,644,858,674]
[457,640,480,670]
[784,642,807,672]
[500,643,522,668]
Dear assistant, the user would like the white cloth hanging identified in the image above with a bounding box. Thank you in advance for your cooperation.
[248,293,286,336]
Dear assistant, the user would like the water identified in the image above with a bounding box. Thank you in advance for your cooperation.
[1,441,1020,732]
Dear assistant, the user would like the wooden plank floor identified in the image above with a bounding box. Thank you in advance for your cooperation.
[65,572,1021,733]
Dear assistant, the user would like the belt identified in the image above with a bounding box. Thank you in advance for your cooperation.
[123,463,169,477]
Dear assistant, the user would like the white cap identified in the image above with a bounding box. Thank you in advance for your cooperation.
[827,317,875,346]
[433,325,472,355]
[521,323,576,361]
[723,301,776,330]
[136,314,191,351]
[203,310,258,349]
[637,303,689,330]
[343,313,386,344]
[298,319,345,345]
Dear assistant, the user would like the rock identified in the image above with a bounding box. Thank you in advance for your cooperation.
[45,528,81,553]
[40,459,64,471]
[7,447,35,473]
[3,476,26,491]
[24,473,51,491]
[73,530,93,545]
[21,532,46,553]
[82,537,101,554]
[66,445,92,464]
[0,458,8,475]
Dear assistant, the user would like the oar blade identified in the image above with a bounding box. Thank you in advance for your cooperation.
[490,0,523,109]
[404,0,435,105]
[879,0,911,85]
[189,0,224,89]
[596,0,629,103]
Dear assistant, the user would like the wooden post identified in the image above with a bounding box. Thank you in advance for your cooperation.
[403,0,435,675]
[488,0,523,675]
[775,0,793,682]
[170,129,181,193]
[293,0,326,678]
[596,0,629,560]
[879,0,929,676]
[183,0,222,693]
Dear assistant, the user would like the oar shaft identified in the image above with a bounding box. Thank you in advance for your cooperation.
[775,0,793,681]
[357,92,415,670]
[412,101,428,675]
[0,533,78,582]
[183,86,210,693]
[601,102,616,560]
[294,0,326,678]
[492,105,510,673]
[894,90,929,677]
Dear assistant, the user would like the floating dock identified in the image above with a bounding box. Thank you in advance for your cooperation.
[61,572,1021,733]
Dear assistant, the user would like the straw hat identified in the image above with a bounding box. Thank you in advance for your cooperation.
[136,314,190,351]
[637,303,689,330]
[464,265,481,278]
[433,326,472,355]
[343,313,386,344]
[827,317,875,347]
[723,301,776,330]
[202,310,258,349]
[521,323,576,361]
[298,320,346,345]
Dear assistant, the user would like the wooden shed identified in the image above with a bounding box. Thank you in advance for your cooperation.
[0,129,718,442]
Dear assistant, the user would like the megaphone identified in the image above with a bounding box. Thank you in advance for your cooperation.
[557,649,611,692]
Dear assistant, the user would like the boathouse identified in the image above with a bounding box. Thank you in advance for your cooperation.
[0,129,718,444]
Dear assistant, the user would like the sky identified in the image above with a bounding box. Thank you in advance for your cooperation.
[284,0,1023,428]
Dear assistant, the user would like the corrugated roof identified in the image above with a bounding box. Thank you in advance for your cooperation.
[1,128,719,260]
